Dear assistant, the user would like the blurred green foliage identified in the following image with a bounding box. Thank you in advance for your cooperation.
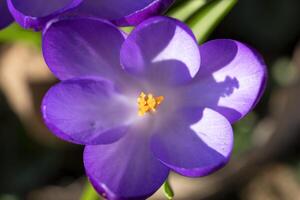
[168,0,237,43]
[186,0,237,43]
[163,180,174,200]
[272,57,299,86]
[0,194,19,200]
[81,180,100,200]
[167,0,207,21]
[295,162,300,183]
[233,113,258,156]
[0,23,41,47]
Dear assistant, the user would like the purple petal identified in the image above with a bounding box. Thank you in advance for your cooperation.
[42,17,126,81]
[75,0,174,26]
[7,0,83,30]
[84,126,169,200]
[42,77,136,145]
[151,107,233,177]
[183,39,267,123]
[120,16,201,86]
[0,0,13,29]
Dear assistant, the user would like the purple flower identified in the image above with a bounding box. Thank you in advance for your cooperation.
[41,16,267,199]
[0,0,13,29]
[7,0,174,30]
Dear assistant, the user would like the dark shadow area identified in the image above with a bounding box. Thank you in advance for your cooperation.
[0,90,83,197]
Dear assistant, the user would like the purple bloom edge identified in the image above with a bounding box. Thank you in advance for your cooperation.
[247,44,268,111]
[41,76,110,145]
[7,0,83,30]
[41,15,127,81]
[113,0,175,26]
[84,147,169,200]
[0,0,13,29]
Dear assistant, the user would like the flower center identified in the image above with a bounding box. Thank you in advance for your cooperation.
[137,92,164,116]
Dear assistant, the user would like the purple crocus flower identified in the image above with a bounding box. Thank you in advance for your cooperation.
[7,0,174,30]
[41,16,267,199]
[0,0,13,29]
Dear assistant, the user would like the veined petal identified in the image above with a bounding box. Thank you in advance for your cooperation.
[183,39,267,123]
[75,0,174,26]
[121,16,201,86]
[42,17,126,81]
[42,77,136,145]
[7,0,83,29]
[151,107,233,177]
[0,0,13,29]
[84,126,169,200]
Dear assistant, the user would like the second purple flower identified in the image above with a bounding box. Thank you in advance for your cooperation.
[6,0,174,30]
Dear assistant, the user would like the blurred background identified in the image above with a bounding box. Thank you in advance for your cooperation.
[0,0,300,199]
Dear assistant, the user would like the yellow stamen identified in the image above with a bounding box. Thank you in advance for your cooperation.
[137,92,164,116]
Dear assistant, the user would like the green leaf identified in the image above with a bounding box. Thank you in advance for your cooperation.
[186,0,238,43]
[163,180,174,200]
[233,112,257,155]
[121,26,134,33]
[0,23,41,47]
[167,0,207,22]
[80,181,100,200]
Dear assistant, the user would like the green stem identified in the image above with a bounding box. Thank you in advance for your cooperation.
[163,180,174,200]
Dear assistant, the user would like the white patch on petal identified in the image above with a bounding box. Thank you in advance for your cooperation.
[152,26,200,78]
